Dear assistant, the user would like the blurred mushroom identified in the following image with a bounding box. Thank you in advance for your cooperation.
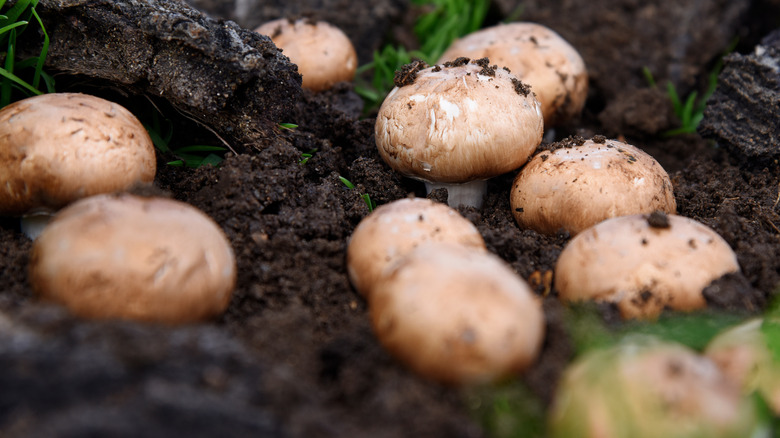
[554,212,741,319]
[370,242,545,385]
[0,93,157,238]
[438,22,588,127]
[255,17,358,92]
[29,193,236,324]
[548,337,760,438]
[375,57,543,208]
[346,197,486,299]
[511,136,676,235]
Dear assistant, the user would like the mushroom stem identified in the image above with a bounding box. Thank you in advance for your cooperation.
[20,211,54,240]
[425,180,487,208]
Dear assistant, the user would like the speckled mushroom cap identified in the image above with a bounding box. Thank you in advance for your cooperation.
[0,93,156,216]
[375,58,544,184]
[29,194,237,324]
[438,23,588,127]
[370,242,545,385]
[554,212,740,319]
[346,197,486,299]
[255,18,357,92]
[511,137,676,235]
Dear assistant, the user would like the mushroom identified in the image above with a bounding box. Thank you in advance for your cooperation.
[29,193,237,324]
[255,17,358,92]
[554,212,741,319]
[438,22,588,127]
[346,197,486,300]
[375,57,544,208]
[0,93,157,238]
[370,241,545,385]
[705,318,780,414]
[548,337,759,438]
[511,136,676,235]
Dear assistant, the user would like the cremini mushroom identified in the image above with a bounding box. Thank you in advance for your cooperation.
[554,212,741,319]
[511,136,676,235]
[370,242,545,385]
[375,57,543,208]
[0,93,157,238]
[438,22,588,127]
[549,337,760,438]
[29,193,236,324]
[346,197,486,299]
[255,17,358,92]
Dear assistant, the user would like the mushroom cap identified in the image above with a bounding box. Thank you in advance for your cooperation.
[346,197,486,299]
[438,22,588,127]
[549,337,758,438]
[0,93,156,216]
[29,194,237,324]
[554,213,740,319]
[375,58,544,184]
[370,242,545,385]
[255,18,357,92]
[511,138,676,235]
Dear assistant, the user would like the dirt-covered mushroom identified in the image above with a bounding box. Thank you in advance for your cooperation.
[370,242,545,385]
[548,337,760,438]
[705,318,780,413]
[255,17,358,92]
[555,212,741,319]
[375,57,543,208]
[0,93,157,238]
[29,193,236,324]
[438,22,588,127]
[346,197,486,299]
[511,136,676,235]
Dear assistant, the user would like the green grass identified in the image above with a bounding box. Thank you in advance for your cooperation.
[339,176,376,212]
[0,0,54,108]
[355,0,489,113]
[144,108,227,168]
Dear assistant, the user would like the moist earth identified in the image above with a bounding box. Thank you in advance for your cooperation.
[0,0,779,437]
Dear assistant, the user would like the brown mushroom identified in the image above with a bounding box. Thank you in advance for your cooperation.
[255,18,358,92]
[346,197,486,299]
[370,242,545,385]
[554,212,740,319]
[29,193,236,324]
[0,93,157,238]
[375,58,543,208]
[511,137,676,235]
[438,22,588,127]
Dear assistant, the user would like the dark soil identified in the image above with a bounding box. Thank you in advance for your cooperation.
[1,0,779,437]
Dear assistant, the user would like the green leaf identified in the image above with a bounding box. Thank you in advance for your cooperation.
[339,176,355,189]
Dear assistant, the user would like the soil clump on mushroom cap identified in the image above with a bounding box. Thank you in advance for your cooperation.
[0,0,778,436]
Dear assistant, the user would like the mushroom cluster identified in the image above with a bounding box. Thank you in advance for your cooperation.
[0,93,157,238]
[255,17,358,92]
[375,57,544,208]
[346,197,545,384]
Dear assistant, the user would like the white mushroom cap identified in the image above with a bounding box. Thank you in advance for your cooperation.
[511,137,676,235]
[375,58,543,207]
[554,212,740,319]
[255,18,358,92]
[346,197,486,299]
[0,93,156,216]
[438,22,588,127]
[370,242,545,385]
[549,337,759,438]
[29,194,237,324]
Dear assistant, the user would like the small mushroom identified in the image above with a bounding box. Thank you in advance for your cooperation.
[29,194,237,324]
[346,197,486,299]
[370,242,545,385]
[549,337,759,438]
[554,212,741,319]
[255,18,358,92]
[0,93,157,238]
[375,58,543,208]
[438,22,588,127]
[511,137,676,235]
